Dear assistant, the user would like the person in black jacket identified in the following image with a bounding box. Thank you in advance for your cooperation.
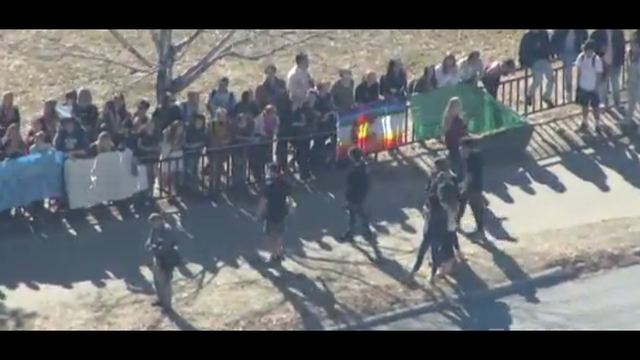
[590,29,626,109]
[340,147,373,242]
[355,71,381,105]
[457,137,485,236]
[519,29,555,107]
[409,66,437,95]
[551,29,589,99]
[380,59,407,101]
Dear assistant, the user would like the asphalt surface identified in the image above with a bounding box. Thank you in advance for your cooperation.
[371,265,640,330]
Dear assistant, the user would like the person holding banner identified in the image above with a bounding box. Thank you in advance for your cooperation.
[0,124,27,160]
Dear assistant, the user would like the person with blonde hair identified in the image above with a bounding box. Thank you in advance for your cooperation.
[87,131,115,158]
[441,97,467,178]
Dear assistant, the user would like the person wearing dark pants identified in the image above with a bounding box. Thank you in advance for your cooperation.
[340,147,372,241]
[145,213,181,313]
[256,163,293,263]
[411,157,456,276]
[290,90,317,180]
[457,138,485,236]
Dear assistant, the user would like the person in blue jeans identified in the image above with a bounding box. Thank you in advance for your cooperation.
[551,29,588,101]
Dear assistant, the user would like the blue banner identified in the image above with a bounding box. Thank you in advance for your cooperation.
[0,151,65,212]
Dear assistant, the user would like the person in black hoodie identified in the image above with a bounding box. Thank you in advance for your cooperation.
[551,29,589,99]
[380,59,407,101]
[340,147,373,242]
[355,71,381,106]
[519,29,555,107]
[590,29,626,109]
[409,65,437,95]
[457,137,484,236]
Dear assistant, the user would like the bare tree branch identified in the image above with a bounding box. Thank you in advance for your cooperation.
[149,30,162,55]
[107,30,155,69]
[171,30,238,91]
[174,30,205,55]
[227,31,330,60]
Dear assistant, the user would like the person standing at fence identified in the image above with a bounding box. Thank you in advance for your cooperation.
[54,117,87,159]
[207,77,237,118]
[0,92,21,138]
[380,59,408,100]
[208,108,232,191]
[256,64,288,111]
[590,29,626,110]
[86,131,115,158]
[434,54,461,88]
[626,36,640,125]
[230,113,255,188]
[153,92,183,131]
[574,40,604,133]
[481,59,517,99]
[287,52,314,109]
[458,51,484,85]
[340,147,373,242]
[331,69,355,112]
[256,163,294,263]
[0,123,27,160]
[234,90,261,119]
[441,97,467,180]
[146,213,181,312]
[132,99,151,129]
[29,131,53,154]
[355,71,381,106]
[183,114,207,189]
[457,137,485,237]
[137,120,162,199]
[30,99,58,144]
[74,88,100,136]
[290,89,316,180]
[101,93,131,136]
[312,82,337,171]
[252,106,279,185]
[410,66,437,94]
[550,29,588,101]
[519,29,555,108]
[159,121,185,194]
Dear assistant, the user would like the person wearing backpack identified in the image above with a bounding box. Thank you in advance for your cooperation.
[574,40,604,133]
[145,213,182,313]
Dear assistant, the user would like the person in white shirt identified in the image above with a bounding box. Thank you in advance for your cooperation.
[574,40,603,132]
[434,54,461,88]
[286,52,313,108]
[458,51,484,85]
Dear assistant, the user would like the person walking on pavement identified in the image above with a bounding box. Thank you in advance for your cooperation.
[340,147,373,242]
[256,163,294,263]
[410,157,453,277]
[145,213,182,313]
[457,137,485,237]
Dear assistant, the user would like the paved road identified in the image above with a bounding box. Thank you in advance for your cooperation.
[371,265,640,330]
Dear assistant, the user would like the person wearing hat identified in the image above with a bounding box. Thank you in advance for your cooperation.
[145,212,181,312]
[340,146,373,242]
[457,137,485,237]
[256,163,293,263]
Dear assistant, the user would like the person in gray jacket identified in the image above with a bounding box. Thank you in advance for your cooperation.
[145,213,181,312]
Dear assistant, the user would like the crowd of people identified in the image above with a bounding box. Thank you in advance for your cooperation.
[1,30,639,220]
[139,29,640,313]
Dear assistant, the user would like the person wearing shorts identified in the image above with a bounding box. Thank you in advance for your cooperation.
[574,40,604,133]
[256,163,293,263]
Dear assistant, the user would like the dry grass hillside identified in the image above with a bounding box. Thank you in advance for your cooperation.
[0,30,528,121]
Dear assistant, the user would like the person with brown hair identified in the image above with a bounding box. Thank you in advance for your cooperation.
[255,64,288,111]
[355,71,381,105]
[207,108,232,191]
[330,69,355,111]
[101,92,131,135]
[0,123,26,160]
[252,105,279,184]
[0,91,21,138]
[409,65,437,94]
[441,97,467,178]
[86,131,115,158]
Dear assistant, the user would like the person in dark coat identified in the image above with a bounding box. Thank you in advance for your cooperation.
[551,29,589,99]
[340,147,373,242]
[145,213,181,313]
[590,29,626,109]
[457,137,485,236]
[519,29,555,107]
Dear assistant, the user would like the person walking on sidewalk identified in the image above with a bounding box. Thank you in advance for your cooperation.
[340,147,373,242]
[145,213,182,313]
[457,137,485,237]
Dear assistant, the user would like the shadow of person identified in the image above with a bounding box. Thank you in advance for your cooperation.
[556,130,610,192]
[593,140,640,190]
[522,159,567,194]
[166,309,199,331]
[245,255,346,330]
[443,261,513,330]
[467,235,539,304]
[483,208,517,243]
[350,236,416,288]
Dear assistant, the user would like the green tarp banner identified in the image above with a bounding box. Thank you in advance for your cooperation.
[411,85,527,141]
